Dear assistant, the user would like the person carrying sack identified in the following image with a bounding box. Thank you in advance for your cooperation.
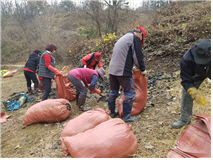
[108,26,146,122]
[172,39,211,129]
[67,68,106,111]
[79,52,102,70]
[23,50,41,95]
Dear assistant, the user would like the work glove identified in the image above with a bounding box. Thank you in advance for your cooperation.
[90,88,101,94]
[87,85,101,94]
[47,65,62,76]
[141,70,146,75]
[187,87,207,106]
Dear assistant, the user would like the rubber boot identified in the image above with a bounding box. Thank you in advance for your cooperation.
[27,87,33,95]
[123,101,138,122]
[78,95,91,111]
[33,88,39,96]
[108,99,118,118]
[42,98,47,101]
[76,91,80,105]
[171,119,191,129]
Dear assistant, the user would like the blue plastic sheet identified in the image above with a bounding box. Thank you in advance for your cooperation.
[2,93,36,112]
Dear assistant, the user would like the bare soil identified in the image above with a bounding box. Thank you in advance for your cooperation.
[0,65,211,158]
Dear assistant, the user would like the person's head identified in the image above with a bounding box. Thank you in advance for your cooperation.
[194,39,211,65]
[133,26,146,46]
[96,68,106,80]
[94,52,101,61]
[45,44,57,54]
[33,50,42,57]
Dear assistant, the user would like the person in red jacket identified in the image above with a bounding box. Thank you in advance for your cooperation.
[79,52,103,70]
[38,44,62,101]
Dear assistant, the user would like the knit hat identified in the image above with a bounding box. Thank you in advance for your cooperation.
[194,39,211,65]
[136,26,146,46]
[96,68,106,79]
[94,52,101,60]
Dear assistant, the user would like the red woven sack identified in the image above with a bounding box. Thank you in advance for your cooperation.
[55,74,76,101]
[118,70,147,116]
[23,99,72,125]
[62,118,138,158]
[167,113,211,158]
[60,108,111,156]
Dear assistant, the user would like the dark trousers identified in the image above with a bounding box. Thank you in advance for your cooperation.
[24,70,38,88]
[41,78,52,99]
[109,74,134,103]
[67,74,87,96]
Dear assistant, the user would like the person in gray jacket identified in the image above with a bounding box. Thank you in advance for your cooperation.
[108,26,147,122]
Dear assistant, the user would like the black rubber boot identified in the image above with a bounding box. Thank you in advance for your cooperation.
[27,87,33,95]
[123,101,138,122]
[108,99,118,118]
[78,95,91,112]
[33,88,39,96]
[171,119,191,129]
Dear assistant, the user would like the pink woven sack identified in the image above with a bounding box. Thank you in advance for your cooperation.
[167,113,211,158]
[62,118,138,158]
[23,99,71,125]
[118,70,147,116]
[60,108,111,156]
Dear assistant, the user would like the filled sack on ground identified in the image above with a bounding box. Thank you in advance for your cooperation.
[167,113,211,158]
[3,70,17,78]
[60,108,111,156]
[118,70,147,116]
[23,99,72,125]
[55,74,76,101]
[62,118,138,158]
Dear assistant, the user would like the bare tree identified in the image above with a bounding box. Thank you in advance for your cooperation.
[103,0,129,34]
[83,0,104,37]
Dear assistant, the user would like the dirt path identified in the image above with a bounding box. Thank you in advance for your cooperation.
[0,68,211,158]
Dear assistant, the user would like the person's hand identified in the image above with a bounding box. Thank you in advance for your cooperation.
[187,87,207,106]
[55,70,62,76]
[90,88,101,94]
[84,65,87,68]
[141,70,146,75]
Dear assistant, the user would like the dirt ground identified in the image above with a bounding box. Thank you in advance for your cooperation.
[0,65,211,158]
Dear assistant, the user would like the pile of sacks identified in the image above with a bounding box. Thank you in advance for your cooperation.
[60,108,138,158]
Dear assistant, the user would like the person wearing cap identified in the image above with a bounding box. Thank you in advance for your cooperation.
[172,39,211,129]
[79,52,103,70]
[24,50,42,95]
[108,26,146,122]
[38,44,62,101]
[67,67,106,111]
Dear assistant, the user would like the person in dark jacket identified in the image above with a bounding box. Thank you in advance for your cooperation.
[79,52,103,70]
[38,44,62,101]
[108,26,146,122]
[67,68,106,111]
[24,50,41,95]
[172,39,211,129]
